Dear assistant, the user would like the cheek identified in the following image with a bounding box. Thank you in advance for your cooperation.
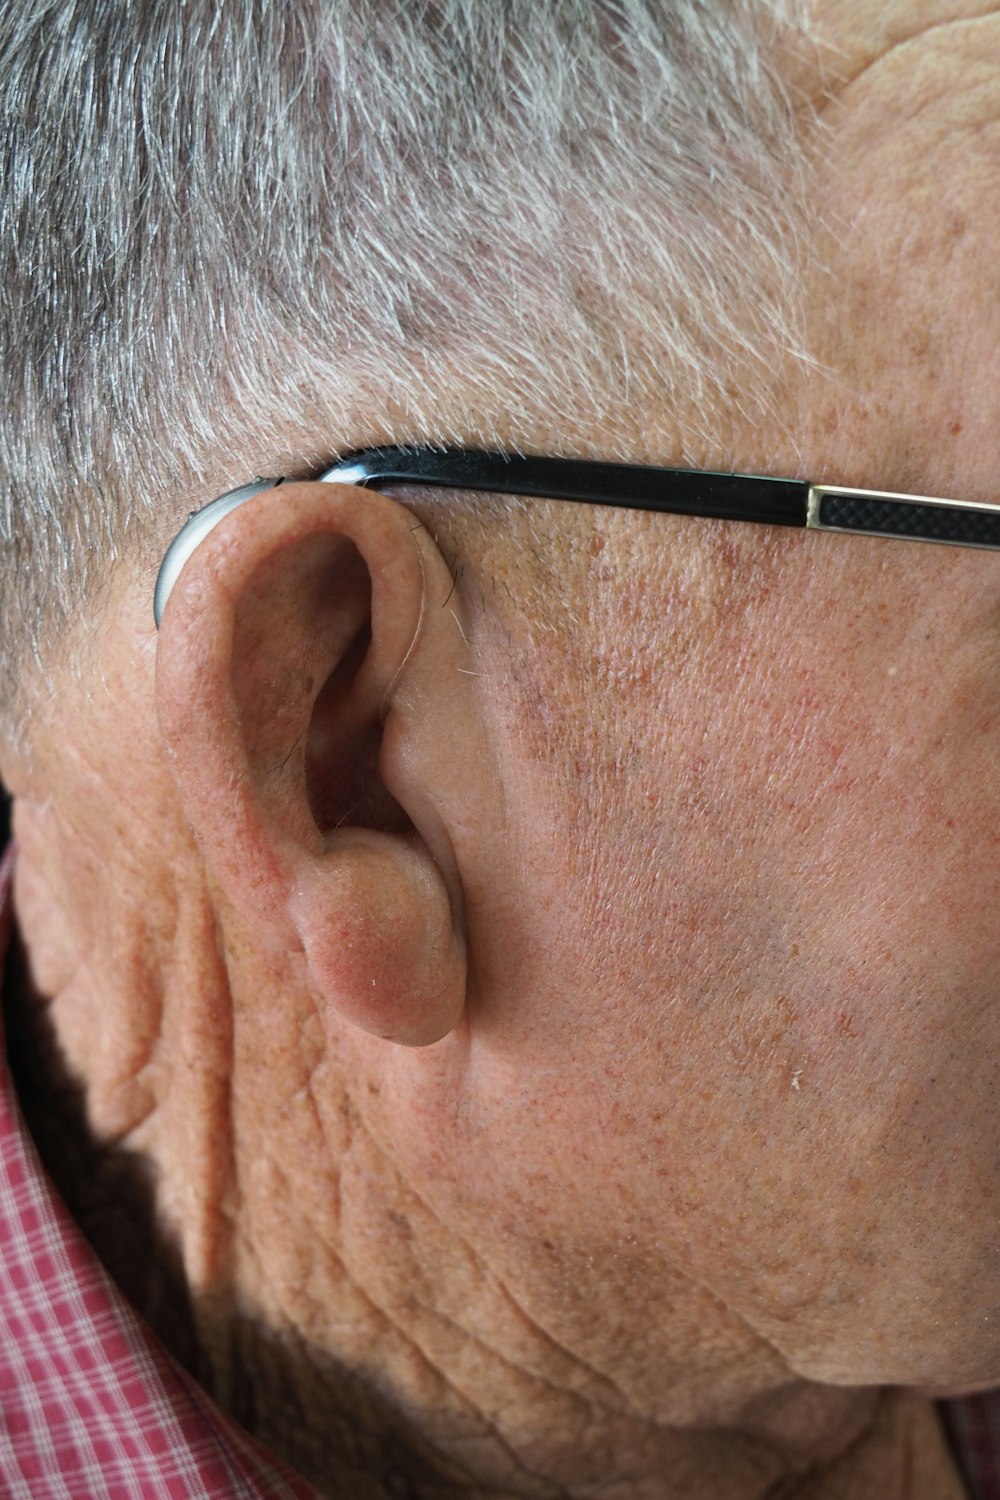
[677,628,1000,1383]
[617,626,1000,1380]
[469,530,1000,1381]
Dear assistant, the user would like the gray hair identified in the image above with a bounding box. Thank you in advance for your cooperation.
[0,0,818,740]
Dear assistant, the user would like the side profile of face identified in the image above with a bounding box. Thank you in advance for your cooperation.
[462,7,1000,1393]
[5,4,1000,1489]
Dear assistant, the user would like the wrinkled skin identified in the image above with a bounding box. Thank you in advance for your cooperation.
[5,5,1000,1498]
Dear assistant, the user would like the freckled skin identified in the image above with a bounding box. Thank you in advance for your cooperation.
[4,6,1000,1500]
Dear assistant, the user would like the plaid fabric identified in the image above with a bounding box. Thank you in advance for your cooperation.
[0,850,320,1499]
[943,1396,1000,1500]
[0,852,998,1497]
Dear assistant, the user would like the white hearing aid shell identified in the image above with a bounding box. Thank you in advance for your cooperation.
[152,479,279,627]
[153,458,377,627]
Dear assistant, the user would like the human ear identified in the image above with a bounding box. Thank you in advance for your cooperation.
[154,480,480,1046]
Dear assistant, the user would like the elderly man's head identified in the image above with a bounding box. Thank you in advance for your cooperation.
[1,2,998,1496]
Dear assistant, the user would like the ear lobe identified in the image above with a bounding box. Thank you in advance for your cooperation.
[288,828,466,1046]
[154,480,471,1047]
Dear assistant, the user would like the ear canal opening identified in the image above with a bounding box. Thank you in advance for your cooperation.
[305,621,414,841]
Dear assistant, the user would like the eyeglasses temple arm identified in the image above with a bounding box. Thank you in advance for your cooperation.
[154,450,1000,627]
[322,448,809,526]
[329,451,1000,549]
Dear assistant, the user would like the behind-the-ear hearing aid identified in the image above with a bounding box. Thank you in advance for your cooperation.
[153,455,377,626]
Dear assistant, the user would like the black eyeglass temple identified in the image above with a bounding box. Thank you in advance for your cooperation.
[321,447,1000,551]
[154,446,1000,627]
[322,448,809,528]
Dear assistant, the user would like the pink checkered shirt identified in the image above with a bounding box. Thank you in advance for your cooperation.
[0,851,998,1498]
[0,852,322,1499]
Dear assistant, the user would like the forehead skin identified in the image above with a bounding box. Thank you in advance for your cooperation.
[795,1,1000,496]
